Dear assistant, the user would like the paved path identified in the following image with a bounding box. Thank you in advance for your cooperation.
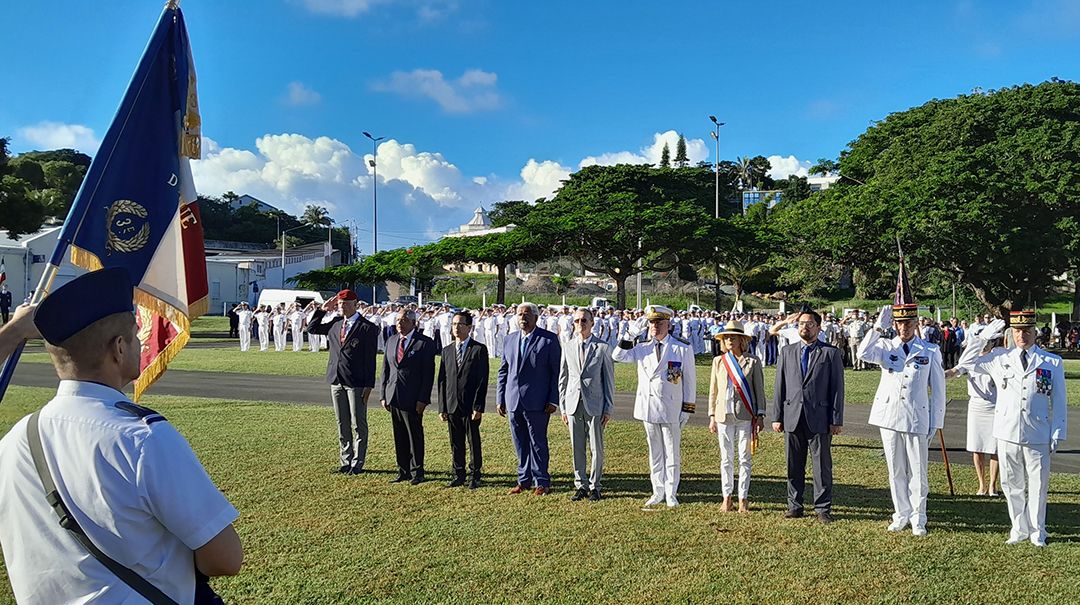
[9,362,1079,474]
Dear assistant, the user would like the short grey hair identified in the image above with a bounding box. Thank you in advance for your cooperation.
[398,309,418,322]
[519,302,539,316]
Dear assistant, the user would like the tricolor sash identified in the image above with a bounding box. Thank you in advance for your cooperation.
[721,352,755,418]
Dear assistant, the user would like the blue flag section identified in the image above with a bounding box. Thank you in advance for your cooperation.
[0,3,199,403]
[62,5,196,280]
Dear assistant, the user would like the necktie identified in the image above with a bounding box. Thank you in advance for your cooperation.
[902,343,910,356]
[581,341,588,369]
[519,334,528,359]
[397,335,406,363]
[457,342,466,367]
[340,320,348,344]
[1021,350,1029,371]
[655,341,663,361]
[801,345,811,377]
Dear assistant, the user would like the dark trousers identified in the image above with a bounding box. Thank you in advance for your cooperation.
[509,409,551,487]
[448,411,482,479]
[391,406,425,477]
[785,414,834,513]
[0,309,8,324]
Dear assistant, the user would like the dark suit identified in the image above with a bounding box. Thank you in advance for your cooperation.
[438,339,489,480]
[381,330,437,478]
[307,309,379,470]
[497,327,561,488]
[772,340,845,514]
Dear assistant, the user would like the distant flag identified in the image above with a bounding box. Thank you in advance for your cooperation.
[0,2,208,402]
[0,260,6,286]
[892,237,919,320]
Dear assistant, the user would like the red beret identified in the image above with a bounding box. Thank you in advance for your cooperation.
[337,289,358,301]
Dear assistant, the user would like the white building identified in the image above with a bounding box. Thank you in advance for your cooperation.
[227,194,280,214]
[441,207,519,275]
[807,174,841,191]
[0,227,83,304]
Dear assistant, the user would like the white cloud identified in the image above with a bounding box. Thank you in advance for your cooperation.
[579,130,708,168]
[296,0,388,17]
[766,155,812,179]
[16,121,101,153]
[284,82,322,106]
[504,159,572,202]
[371,68,502,113]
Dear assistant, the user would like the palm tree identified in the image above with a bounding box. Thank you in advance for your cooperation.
[716,254,767,306]
[301,204,332,227]
[735,156,753,190]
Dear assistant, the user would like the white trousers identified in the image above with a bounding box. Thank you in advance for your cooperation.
[238,327,251,352]
[308,332,320,352]
[273,325,286,351]
[258,324,270,351]
[998,439,1051,542]
[292,326,303,351]
[643,421,681,504]
[880,428,930,528]
[717,416,753,500]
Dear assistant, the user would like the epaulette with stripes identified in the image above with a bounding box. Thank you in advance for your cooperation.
[114,401,168,425]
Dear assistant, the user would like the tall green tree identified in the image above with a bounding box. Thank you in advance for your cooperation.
[659,142,671,168]
[530,164,717,308]
[488,200,532,227]
[809,158,838,177]
[436,228,549,304]
[772,80,1080,315]
[301,204,332,227]
[674,135,689,167]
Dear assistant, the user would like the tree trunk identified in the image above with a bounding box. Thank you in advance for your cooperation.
[615,275,628,309]
[496,264,506,305]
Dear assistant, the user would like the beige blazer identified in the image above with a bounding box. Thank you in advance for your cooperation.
[708,353,766,422]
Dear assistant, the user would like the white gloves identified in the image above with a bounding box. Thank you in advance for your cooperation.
[981,319,1007,341]
[1051,439,1060,454]
[626,318,646,340]
[877,305,892,331]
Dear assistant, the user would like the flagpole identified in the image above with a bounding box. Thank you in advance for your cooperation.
[0,264,62,400]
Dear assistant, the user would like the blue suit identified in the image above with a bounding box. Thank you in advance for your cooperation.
[497,327,561,487]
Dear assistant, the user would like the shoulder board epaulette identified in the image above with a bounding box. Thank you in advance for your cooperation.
[673,336,690,346]
[115,401,168,425]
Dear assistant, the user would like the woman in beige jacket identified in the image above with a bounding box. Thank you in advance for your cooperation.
[708,320,767,513]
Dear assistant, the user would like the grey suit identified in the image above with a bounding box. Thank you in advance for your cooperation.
[558,335,615,491]
[772,341,845,514]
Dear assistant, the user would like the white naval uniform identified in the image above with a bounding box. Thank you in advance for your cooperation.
[236,309,253,351]
[255,311,271,351]
[0,381,238,605]
[858,331,946,531]
[289,311,304,351]
[959,343,1067,544]
[272,312,288,351]
[306,309,321,351]
[612,335,697,506]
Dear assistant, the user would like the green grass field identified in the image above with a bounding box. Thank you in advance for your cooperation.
[0,386,1076,604]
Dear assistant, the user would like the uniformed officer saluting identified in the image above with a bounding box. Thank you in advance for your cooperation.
[956,311,1068,547]
[612,305,697,509]
[0,268,242,604]
[858,263,945,537]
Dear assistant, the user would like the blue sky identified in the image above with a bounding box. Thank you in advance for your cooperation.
[2,0,1077,250]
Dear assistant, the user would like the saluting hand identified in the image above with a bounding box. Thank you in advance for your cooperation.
[772,422,783,433]
[322,296,340,313]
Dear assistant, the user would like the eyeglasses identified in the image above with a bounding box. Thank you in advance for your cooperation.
[797,321,818,327]
[573,319,592,324]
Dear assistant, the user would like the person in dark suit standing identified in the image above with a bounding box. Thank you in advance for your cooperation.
[0,284,12,325]
[305,290,379,475]
[438,311,489,489]
[497,302,561,495]
[771,307,845,523]
[381,309,438,485]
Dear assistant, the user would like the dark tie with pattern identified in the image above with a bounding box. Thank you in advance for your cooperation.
[397,335,406,363]
[801,345,811,377]
[457,342,466,368]
[1021,350,1029,371]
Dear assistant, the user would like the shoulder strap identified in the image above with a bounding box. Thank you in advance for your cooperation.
[26,411,180,605]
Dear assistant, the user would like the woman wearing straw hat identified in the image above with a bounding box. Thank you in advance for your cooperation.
[708,320,766,513]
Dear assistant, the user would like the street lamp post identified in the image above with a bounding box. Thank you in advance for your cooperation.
[709,115,725,312]
[363,131,385,304]
[280,223,311,288]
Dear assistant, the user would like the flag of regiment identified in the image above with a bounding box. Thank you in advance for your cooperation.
[0,260,6,285]
[57,3,207,400]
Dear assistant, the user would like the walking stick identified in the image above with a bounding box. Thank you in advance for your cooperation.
[938,428,955,496]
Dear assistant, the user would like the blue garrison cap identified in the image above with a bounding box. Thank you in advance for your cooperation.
[35,268,135,345]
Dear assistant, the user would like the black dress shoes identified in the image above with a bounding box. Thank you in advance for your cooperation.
[571,487,589,501]
[348,467,364,475]
[817,511,833,524]
[410,474,426,485]
[333,465,350,474]
[390,474,410,483]
[784,509,804,519]
[589,489,602,502]
[468,477,481,490]
[446,477,466,488]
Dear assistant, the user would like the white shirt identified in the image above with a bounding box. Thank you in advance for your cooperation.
[0,381,238,605]
[340,311,361,338]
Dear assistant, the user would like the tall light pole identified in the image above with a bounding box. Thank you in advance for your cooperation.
[280,223,311,288]
[709,115,725,219]
[709,115,725,312]
[363,131,385,304]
